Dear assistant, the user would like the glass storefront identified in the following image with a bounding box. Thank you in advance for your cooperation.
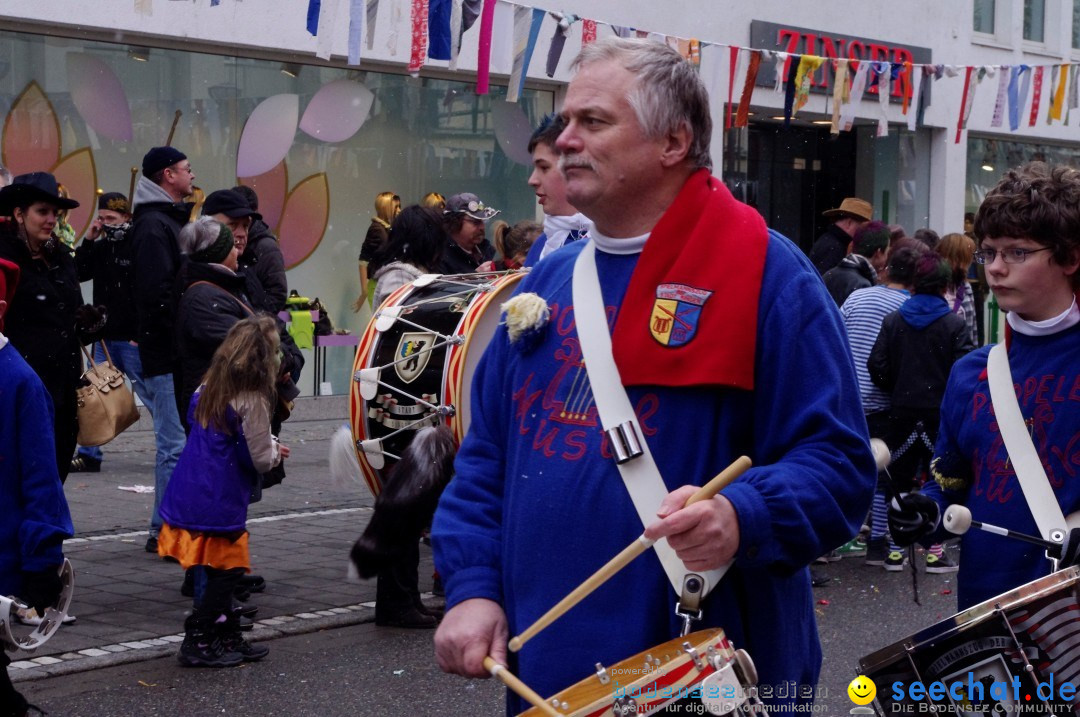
[0,29,552,393]
[722,119,931,252]
[966,135,1080,214]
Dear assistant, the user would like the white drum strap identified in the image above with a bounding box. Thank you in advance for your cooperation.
[571,242,728,599]
[987,343,1067,541]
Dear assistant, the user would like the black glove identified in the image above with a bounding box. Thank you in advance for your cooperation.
[1059,528,1080,567]
[21,566,63,615]
[888,492,941,547]
[74,303,107,333]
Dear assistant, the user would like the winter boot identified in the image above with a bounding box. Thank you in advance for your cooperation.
[219,615,269,662]
[177,614,243,668]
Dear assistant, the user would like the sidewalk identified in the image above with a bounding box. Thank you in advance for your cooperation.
[9,397,439,683]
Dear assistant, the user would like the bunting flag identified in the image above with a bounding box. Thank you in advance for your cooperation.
[1069,65,1080,123]
[507,7,544,102]
[874,61,891,137]
[366,0,380,50]
[766,51,784,93]
[906,64,922,131]
[782,56,798,126]
[429,0,451,60]
[135,0,151,15]
[611,25,634,38]
[307,0,320,35]
[688,39,701,67]
[1012,65,1032,131]
[915,65,938,129]
[210,0,220,6]
[839,61,870,132]
[1029,65,1045,126]
[793,55,824,115]
[726,45,739,129]
[546,13,577,77]
[831,59,850,134]
[316,0,344,59]
[1049,64,1068,123]
[408,0,429,75]
[475,0,497,94]
[955,66,974,144]
[735,50,762,128]
[449,0,464,69]
[348,0,365,64]
[990,65,1010,128]
[582,18,597,45]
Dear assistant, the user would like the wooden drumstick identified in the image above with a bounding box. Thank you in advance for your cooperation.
[509,455,752,653]
[483,656,560,716]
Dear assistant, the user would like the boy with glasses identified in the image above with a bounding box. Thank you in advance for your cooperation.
[892,161,1080,611]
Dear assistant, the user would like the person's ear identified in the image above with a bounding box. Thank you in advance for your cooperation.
[659,121,693,168]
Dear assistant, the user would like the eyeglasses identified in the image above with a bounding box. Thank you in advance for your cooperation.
[973,247,1051,265]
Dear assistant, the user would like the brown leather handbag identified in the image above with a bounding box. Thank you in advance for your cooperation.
[75,343,140,446]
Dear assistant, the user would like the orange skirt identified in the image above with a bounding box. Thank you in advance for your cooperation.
[157,524,251,572]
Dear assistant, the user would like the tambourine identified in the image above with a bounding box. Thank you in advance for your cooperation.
[1,559,74,653]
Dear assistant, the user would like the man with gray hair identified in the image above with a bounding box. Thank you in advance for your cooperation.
[433,37,873,713]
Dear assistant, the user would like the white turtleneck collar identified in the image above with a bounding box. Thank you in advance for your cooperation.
[539,213,592,261]
[0,332,7,351]
[1007,297,1080,336]
[590,227,650,255]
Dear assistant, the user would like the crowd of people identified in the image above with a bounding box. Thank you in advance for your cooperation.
[2,34,1078,717]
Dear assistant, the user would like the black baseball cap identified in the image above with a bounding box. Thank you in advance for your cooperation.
[201,189,261,220]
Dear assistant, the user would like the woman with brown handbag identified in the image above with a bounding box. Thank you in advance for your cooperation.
[0,172,105,484]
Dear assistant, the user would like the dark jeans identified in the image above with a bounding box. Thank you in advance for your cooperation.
[193,566,244,617]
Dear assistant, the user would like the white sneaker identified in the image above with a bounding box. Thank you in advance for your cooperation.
[15,606,76,626]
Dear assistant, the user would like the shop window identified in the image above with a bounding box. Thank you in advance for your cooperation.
[1073,0,1080,49]
[966,136,1080,214]
[1024,0,1046,42]
[974,0,997,34]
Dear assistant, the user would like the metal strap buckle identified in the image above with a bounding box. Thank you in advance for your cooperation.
[675,573,705,636]
[606,420,644,464]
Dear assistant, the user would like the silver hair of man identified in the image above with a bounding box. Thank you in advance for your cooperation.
[177,215,226,255]
[571,36,713,172]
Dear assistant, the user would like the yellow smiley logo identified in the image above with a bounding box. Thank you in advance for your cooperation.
[847,675,876,706]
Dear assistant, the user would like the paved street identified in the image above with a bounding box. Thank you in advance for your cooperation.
[10,395,967,715]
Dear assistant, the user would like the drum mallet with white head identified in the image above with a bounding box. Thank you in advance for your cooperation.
[943,505,1065,552]
[508,456,752,653]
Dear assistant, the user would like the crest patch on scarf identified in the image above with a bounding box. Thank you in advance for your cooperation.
[649,283,713,347]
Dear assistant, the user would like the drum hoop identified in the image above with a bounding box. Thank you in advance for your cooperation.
[520,628,735,717]
[859,565,1080,675]
[1,559,74,653]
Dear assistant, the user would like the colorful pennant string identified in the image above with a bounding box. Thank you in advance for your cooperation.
[736,50,762,129]
[1029,66,1045,127]
[581,18,597,45]
[475,0,497,94]
[507,6,544,102]
[408,0,430,75]
[990,65,1009,128]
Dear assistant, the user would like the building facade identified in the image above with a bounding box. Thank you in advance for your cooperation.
[0,0,1076,390]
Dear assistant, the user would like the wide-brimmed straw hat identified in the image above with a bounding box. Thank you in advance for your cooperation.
[0,172,80,215]
[822,197,873,222]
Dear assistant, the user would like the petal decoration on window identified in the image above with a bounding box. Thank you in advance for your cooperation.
[238,160,289,232]
[2,81,62,176]
[277,172,329,270]
[299,79,375,143]
[66,54,134,142]
[236,94,300,178]
[52,148,98,243]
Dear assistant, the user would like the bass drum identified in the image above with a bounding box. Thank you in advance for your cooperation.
[349,271,524,497]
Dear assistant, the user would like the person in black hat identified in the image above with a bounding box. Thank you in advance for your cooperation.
[438,192,498,274]
[71,192,144,474]
[201,189,279,315]
[130,146,194,554]
[0,172,106,484]
[231,185,288,313]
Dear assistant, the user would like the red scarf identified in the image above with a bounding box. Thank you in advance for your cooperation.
[612,169,768,390]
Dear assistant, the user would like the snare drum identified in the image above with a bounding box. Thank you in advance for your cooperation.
[349,271,524,497]
[860,566,1080,715]
[519,628,760,717]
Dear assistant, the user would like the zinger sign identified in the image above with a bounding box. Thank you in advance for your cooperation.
[748,21,933,102]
